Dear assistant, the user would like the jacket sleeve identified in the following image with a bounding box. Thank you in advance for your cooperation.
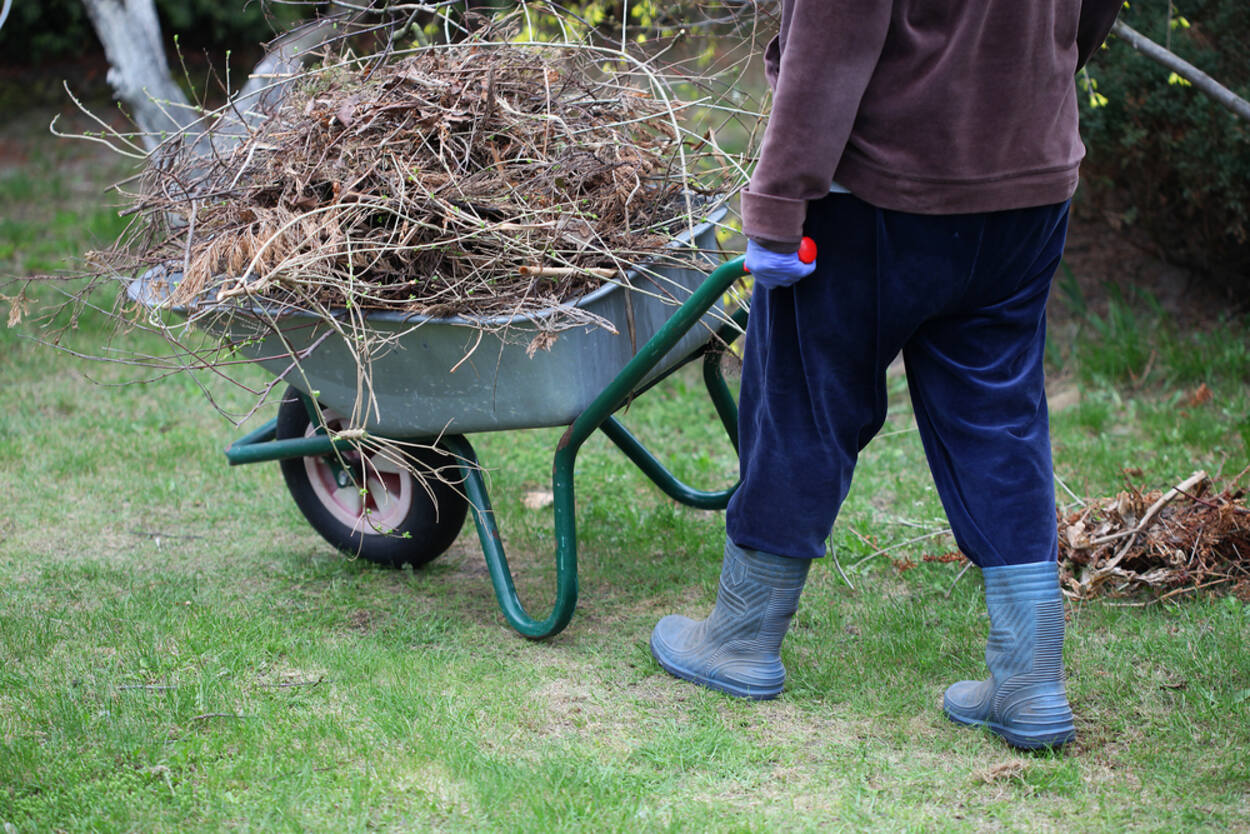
[740,2,891,245]
[1076,0,1124,69]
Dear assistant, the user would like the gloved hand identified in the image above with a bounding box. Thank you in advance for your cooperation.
[744,238,817,290]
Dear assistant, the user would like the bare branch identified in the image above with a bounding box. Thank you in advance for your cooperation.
[1111,20,1250,122]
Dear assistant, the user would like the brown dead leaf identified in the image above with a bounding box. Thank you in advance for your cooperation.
[525,331,558,358]
[974,761,1027,784]
[336,95,360,128]
[1184,383,1213,407]
[521,490,554,511]
[921,551,966,563]
[1066,520,1087,549]
[4,291,29,327]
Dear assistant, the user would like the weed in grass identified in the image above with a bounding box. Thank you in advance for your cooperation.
[1057,270,1155,384]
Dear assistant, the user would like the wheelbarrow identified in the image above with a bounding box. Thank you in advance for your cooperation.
[130,210,751,638]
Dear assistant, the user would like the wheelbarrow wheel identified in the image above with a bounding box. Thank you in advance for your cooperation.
[275,390,468,568]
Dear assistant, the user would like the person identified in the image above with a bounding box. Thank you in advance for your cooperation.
[649,0,1124,749]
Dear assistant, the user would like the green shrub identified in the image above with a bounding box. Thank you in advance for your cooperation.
[1079,0,1250,296]
[0,0,91,64]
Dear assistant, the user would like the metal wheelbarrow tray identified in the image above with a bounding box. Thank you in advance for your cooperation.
[132,210,749,638]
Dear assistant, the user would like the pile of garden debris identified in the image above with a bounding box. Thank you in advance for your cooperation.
[1058,469,1250,601]
[115,29,735,328]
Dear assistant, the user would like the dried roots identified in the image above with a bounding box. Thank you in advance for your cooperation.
[1059,469,1250,602]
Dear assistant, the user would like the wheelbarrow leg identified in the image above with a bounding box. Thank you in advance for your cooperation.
[443,257,750,640]
[441,434,579,639]
[702,305,749,453]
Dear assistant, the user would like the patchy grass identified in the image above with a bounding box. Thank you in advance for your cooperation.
[1,133,1248,833]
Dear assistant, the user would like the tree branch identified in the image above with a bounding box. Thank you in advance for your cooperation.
[1111,20,1250,122]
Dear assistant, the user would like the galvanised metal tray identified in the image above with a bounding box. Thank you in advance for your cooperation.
[130,208,728,437]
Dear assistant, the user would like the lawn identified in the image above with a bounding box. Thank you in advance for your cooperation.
[1,127,1248,832]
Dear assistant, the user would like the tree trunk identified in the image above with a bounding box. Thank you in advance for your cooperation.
[80,0,194,148]
[81,1,358,154]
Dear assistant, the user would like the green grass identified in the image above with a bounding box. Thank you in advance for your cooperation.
[1,139,1249,832]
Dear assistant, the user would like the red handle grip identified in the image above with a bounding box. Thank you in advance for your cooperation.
[797,236,818,264]
[743,236,818,273]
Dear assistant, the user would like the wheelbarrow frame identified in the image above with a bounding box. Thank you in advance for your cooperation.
[223,255,750,639]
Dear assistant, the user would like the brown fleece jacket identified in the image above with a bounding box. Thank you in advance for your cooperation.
[741,0,1123,248]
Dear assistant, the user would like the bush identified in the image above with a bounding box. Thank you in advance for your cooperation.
[1079,0,1250,297]
[0,0,91,64]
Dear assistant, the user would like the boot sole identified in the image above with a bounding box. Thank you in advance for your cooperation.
[649,634,783,700]
[944,707,1075,750]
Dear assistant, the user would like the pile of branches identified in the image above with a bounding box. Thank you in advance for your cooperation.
[109,26,737,330]
[1059,469,1250,601]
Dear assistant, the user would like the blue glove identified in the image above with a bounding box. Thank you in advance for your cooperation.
[744,239,817,290]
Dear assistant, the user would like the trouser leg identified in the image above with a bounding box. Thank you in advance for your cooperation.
[902,203,1069,567]
[726,196,907,560]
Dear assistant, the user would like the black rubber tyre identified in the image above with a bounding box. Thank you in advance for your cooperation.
[276,388,468,568]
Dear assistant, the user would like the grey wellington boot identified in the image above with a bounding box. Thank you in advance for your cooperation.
[650,539,810,700]
[944,560,1076,749]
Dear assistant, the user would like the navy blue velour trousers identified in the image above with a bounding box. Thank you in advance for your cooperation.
[725,194,1070,567]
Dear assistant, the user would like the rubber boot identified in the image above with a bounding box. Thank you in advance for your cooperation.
[943,561,1076,749]
[650,539,810,700]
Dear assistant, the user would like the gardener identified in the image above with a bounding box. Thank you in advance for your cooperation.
[650,0,1124,749]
